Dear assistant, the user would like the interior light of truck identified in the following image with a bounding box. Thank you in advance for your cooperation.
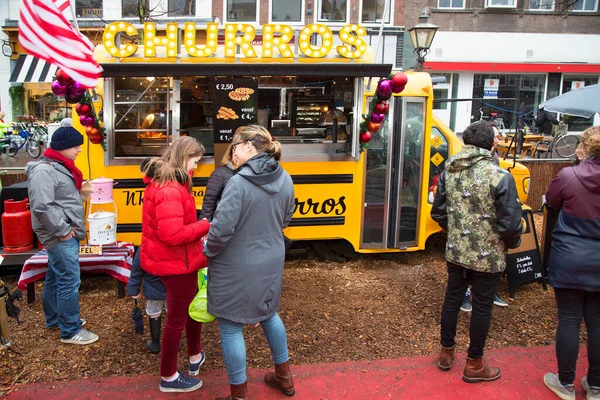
[523,177,530,194]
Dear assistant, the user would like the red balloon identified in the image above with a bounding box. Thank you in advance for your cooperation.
[374,101,389,114]
[89,134,104,145]
[65,92,83,104]
[392,85,405,94]
[76,103,92,116]
[55,69,73,85]
[391,72,408,90]
[359,131,372,143]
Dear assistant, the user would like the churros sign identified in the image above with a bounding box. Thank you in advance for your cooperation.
[102,22,370,61]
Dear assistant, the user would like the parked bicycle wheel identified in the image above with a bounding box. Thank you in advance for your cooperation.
[555,135,579,158]
[26,138,41,158]
[7,142,18,157]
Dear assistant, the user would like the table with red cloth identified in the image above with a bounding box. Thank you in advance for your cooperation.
[17,242,134,303]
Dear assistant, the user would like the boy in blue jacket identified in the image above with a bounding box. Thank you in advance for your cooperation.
[127,245,166,354]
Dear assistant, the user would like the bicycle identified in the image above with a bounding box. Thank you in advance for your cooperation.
[3,123,44,158]
[550,122,579,158]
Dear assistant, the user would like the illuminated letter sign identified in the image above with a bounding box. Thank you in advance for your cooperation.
[337,25,367,59]
[262,24,294,58]
[103,22,138,58]
[224,24,257,58]
[298,24,333,58]
[184,22,219,57]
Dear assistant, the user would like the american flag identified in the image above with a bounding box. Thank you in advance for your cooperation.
[18,0,103,88]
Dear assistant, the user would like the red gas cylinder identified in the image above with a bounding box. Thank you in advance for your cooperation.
[2,198,34,253]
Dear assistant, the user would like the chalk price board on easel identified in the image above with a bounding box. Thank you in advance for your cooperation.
[505,209,545,298]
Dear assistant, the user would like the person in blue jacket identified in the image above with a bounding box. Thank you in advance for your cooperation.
[127,245,167,354]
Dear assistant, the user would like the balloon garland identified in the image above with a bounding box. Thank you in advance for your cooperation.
[52,69,105,150]
[359,71,408,152]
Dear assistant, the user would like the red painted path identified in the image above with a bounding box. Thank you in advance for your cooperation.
[7,345,591,399]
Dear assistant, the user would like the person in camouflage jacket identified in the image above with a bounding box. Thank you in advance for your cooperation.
[431,121,522,384]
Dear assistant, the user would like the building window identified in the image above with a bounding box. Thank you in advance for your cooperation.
[318,0,347,22]
[485,0,517,7]
[227,0,257,21]
[437,0,465,9]
[169,0,195,16]
[529,0,554,9]
[122,0,149,18]
[362,0,391,23]
[76,0,103,18]
[272,0,302,22]
[572,0,598,11]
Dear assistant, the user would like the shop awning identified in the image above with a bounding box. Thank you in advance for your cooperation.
[101,62,393,78]
[9,55,58,83]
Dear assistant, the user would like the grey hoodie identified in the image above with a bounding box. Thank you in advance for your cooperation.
[206,153,295,324]
[25,158,86,250]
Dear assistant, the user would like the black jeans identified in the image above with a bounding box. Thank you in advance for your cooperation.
[440,262,501,359]
[554,288,600,386]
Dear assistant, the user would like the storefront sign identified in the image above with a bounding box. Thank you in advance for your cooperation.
[483,79,499,99]
[571,81,585,90]
[212,78,258,143]
[102,22,368,61]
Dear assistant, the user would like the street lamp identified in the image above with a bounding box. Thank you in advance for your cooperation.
[408,11,439,71]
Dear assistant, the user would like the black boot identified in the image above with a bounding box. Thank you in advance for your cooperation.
[146,316,161,354]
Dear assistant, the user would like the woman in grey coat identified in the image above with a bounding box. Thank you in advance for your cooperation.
[205,125,295,400]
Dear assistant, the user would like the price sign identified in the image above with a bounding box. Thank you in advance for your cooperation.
[212,77,258,144]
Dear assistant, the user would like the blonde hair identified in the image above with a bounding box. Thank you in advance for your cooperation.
[580,126,600,157]
[143,136,205,192]
[232,125,282,161]
[221,143,234,166]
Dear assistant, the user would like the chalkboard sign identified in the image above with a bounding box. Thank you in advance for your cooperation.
[212,77,258,144]
[505,209,545,298]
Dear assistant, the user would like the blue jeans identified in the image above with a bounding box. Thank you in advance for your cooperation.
[43,238,82,339]
[218,313,289,385]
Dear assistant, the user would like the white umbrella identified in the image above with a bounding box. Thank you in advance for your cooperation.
[540,84,600,119]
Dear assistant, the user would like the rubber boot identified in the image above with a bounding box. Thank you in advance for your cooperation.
[146,316,161,354]
[462,357,501,383]
[437,345,455,371]
[264,361,295,396]
[215,382,248,400]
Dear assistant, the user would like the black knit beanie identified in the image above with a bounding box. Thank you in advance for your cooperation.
[50,126,84,150]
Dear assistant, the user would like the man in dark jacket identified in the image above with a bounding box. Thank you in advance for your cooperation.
[431,121,522,383]
[534,107,559,136]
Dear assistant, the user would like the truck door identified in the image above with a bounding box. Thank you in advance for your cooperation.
[361,97,426,250]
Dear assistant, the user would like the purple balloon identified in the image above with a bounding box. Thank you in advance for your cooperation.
[370,112,386,124]
[70,81,87,96]
[51,80,68,96]
[65,92,83,104]
[80,114,96,127]
[377,79,393,96]
[377,91,392,101]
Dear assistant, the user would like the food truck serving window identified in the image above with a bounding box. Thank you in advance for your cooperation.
[106,77,172,161]
[105,75,362,164]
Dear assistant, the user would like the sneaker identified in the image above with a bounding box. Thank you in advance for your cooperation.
[460,294,472,312]
[544,372,575,400]
[583,376,600,400]
[159,373,203,393]
[188,352,206,376]
[48,319,86,330]
[60,329,99,345]
[494,294,508,307]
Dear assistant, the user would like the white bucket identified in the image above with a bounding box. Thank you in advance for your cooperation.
[88,210,117,245]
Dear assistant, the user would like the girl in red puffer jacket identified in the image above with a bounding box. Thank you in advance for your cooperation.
[141,136,210,393]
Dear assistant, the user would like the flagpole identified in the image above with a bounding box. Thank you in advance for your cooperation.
[68,1,80,32]
[367,0,391,91]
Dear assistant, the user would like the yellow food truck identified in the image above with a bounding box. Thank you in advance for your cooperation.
[76,21,530,253]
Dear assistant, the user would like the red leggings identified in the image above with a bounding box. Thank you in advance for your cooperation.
[160,272,203,377]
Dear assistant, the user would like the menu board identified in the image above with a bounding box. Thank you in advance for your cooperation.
[212,77,258,143]
[505,209,545,298]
